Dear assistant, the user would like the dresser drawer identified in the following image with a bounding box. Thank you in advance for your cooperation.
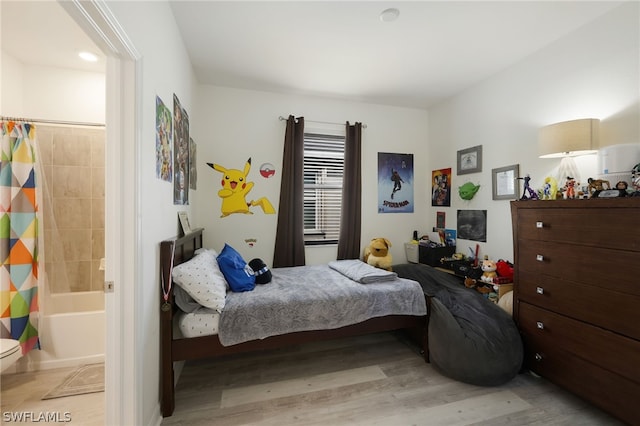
[518,270,640,340]
[517,240,640,295]
[516,207,639,251]
[521,338,640,426]
[518,302,640,382]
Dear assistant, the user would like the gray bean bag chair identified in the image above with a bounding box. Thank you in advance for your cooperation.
[394,263,523,386]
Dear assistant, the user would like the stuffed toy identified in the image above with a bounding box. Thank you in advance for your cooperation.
[363,238,393,271]
[480,258,498,283]
[464,277,477,288]
[248,258,272,284]
[496,259,514,281]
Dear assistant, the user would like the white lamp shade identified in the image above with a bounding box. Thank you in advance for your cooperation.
[538,118,600,158]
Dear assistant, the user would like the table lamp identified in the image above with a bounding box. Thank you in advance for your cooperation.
[538,118,599,184]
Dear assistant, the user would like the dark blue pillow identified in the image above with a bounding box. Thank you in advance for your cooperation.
[217,244,256,292]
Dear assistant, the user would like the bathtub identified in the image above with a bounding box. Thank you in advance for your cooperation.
[7,292,105,373]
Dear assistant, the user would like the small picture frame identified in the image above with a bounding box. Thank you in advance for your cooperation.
[492,164,520,200]
[178,211,192,235]
[457,145,482,175]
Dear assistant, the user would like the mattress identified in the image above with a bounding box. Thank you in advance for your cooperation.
[176,307,220,338]
[174,262,426,344]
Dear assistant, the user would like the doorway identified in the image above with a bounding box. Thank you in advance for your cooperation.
[57,2,139,424]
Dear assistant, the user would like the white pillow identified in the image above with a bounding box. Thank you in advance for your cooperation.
[172,249,227,312]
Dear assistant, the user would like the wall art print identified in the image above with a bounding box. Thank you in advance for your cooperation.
[436,211,446,229]
[457,210,487,242]
[155,96,172,182]
[189,137,197,190]
[173,94,190,205]
[377,152,414,213]
[432,167,451,206]
[207,157,276,218]
[457,145,482,175]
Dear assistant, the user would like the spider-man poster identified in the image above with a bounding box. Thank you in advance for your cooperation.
[377,152,414,213]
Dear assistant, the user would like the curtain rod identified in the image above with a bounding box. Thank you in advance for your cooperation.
[278,115,367,129]
[0,116,105,127]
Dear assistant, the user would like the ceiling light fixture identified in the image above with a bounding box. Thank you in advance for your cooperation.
[78,51,98,62]
[380,8,400,23]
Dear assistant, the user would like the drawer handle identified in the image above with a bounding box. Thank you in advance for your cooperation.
[535,353,543,362]
[536,287,544,295]
[536,321,544,330]
[536,221,544,229]
[536,254,544,262]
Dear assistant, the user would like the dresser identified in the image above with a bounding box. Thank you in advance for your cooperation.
[511,198,640,425]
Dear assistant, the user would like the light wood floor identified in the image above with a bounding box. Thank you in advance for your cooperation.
[161,332,623,426]
[0,332,624,426]
[1,365,104,425]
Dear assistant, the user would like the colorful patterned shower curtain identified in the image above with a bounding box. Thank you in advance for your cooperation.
[0,120,40,353]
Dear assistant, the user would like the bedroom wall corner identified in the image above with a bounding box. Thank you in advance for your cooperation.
[426,1,639,263]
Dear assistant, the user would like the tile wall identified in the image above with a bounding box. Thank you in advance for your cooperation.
[36,125,105,293]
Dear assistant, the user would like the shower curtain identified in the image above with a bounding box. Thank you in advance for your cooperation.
[0,120,40,353]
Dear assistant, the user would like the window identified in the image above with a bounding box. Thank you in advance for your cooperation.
[303,132,345,245]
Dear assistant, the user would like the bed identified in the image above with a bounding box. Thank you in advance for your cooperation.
[160,229,429,417]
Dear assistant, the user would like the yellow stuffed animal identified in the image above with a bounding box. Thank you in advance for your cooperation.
[363,238,393,271]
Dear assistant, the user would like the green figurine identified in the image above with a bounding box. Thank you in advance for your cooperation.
[459,182,480,200]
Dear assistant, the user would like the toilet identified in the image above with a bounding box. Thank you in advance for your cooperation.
[0,339,22,373]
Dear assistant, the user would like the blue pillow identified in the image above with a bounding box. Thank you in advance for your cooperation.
[217,244,256,292]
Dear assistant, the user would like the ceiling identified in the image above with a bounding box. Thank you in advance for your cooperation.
[2,1,624,110]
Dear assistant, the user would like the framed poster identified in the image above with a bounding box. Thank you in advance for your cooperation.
[173,94,190,205]
[189,138,197,190]
[432,168,451,206]
[178,211,191,235]
[492,164,519,200]
[436,211,446,229]
[377,152,414,213]
[457,145,482,175]
[155,96,172,182]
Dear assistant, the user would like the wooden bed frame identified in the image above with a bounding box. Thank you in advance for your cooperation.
[160,228,429,417]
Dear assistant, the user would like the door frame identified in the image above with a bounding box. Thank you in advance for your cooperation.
[58,1,140,424]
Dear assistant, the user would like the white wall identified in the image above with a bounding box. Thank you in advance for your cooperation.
[102,2,199,424]
[426,1,640,262]
[0,52,104,122]
[191,86,430,266]
[1,52,24,114]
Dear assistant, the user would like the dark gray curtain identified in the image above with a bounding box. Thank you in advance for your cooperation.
[337,122,362,260]
[273,115,306,267]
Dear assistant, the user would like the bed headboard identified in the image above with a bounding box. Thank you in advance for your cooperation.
[159,228,204,416]
[160,227,204,310]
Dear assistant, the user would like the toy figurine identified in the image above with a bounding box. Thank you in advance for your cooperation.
[564,176,576,199]
[541,176,558,200]
[518,174,539,200]
[587,177,610,196]
[632,163,640,197]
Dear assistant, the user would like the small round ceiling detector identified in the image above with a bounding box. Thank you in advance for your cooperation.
[380,8,400,22]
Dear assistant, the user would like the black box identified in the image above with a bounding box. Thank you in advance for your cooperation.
[452,261,481,279]
[418,245,456,267]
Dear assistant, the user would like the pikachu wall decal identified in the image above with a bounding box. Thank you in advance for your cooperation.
[207,158,276,218]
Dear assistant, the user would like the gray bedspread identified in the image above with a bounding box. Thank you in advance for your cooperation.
[217,263,427,346]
